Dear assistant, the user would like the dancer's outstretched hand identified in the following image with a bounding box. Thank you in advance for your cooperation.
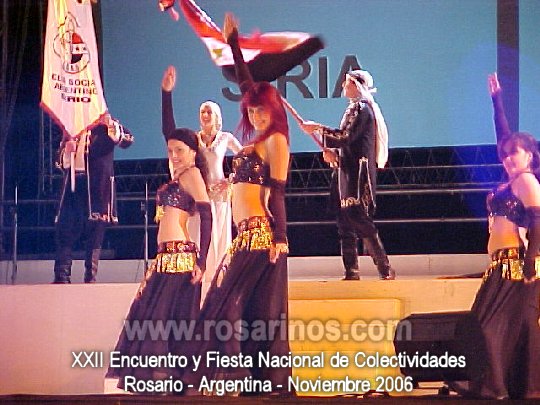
[487,72,500,96]
[162,65,176,92]
[270,243,289,264]
[223,12,239,42]
[300,120,322,135]
[322,149,339,168]
[523,275,537,285]
[191,265,203,284]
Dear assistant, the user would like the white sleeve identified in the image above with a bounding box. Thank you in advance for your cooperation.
[107,120,122,143]
[226,132,242,154]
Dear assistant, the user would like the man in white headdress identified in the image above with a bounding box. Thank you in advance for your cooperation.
[301,69,394,280]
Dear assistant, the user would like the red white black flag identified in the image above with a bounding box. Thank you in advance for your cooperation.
[160,0,324,82]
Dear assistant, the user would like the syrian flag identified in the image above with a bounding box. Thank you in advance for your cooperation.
[41,0,107,138]
[162,0,324,83]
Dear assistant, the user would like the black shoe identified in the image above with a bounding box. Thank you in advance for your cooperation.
[379,268,396,280]
[84,248,100,283]
[84,272,96,283]
[52,276,71,284]
[53,247,73,284]
[363,234,394,280]
[343,270,361,280]
[53,263,72,284]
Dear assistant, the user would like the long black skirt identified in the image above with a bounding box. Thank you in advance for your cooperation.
[470,252,540,399]
[180,248,291,394]
[106,244,201,389]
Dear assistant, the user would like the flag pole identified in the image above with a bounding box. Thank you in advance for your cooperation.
[70,152,75,192]
[281,97,324,150]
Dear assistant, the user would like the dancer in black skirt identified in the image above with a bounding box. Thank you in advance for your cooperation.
[468,73,540,399]
[180,13,295,395]
[106,121,212,391]
[161,65,242,304]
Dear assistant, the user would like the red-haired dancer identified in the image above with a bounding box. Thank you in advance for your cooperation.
[180,13,293,395]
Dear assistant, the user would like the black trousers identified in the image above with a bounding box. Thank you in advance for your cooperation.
[337,205,378,240]
[54,175,106,276]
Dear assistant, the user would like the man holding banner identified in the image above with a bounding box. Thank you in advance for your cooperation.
[53,115,133,284]
[41,0,133,283]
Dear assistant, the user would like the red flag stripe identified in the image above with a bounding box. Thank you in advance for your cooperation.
[179,0,312,63]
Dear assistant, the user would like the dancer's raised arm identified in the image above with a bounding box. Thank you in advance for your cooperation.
[488,73,511,144]
[161,65,177,138]
[223,13,253,94]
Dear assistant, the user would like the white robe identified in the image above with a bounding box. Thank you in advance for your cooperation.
[187,131,242,304]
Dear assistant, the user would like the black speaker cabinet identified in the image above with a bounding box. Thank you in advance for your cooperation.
[393,311,486,382]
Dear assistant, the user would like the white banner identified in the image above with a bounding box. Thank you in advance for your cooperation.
[40,0,107,138]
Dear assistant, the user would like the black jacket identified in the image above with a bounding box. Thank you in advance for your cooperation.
[55,122,133,223]
[321,100,377,215]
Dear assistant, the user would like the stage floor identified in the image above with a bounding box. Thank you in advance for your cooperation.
[0,255,486,399]
[0,390,471,404]
[0,253,490,285]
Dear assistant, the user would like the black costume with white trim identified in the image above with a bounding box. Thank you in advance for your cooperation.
[53,120,133,283]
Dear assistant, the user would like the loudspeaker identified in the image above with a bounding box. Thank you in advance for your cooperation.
[393,311,486,382]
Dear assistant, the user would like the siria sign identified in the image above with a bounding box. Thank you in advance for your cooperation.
[222,55,362,101]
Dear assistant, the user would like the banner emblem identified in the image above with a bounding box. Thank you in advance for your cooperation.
[53,13,90,74]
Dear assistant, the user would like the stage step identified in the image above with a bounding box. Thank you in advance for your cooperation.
[289,298,402,396]
[0,279,481,396]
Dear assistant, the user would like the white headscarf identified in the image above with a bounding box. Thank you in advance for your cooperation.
[200,100,223,132]
[347,70,389,169]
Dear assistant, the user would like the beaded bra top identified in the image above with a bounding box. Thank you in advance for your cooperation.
[486,185,528,227]
[230,148,271,186]
[155,181,195,220]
